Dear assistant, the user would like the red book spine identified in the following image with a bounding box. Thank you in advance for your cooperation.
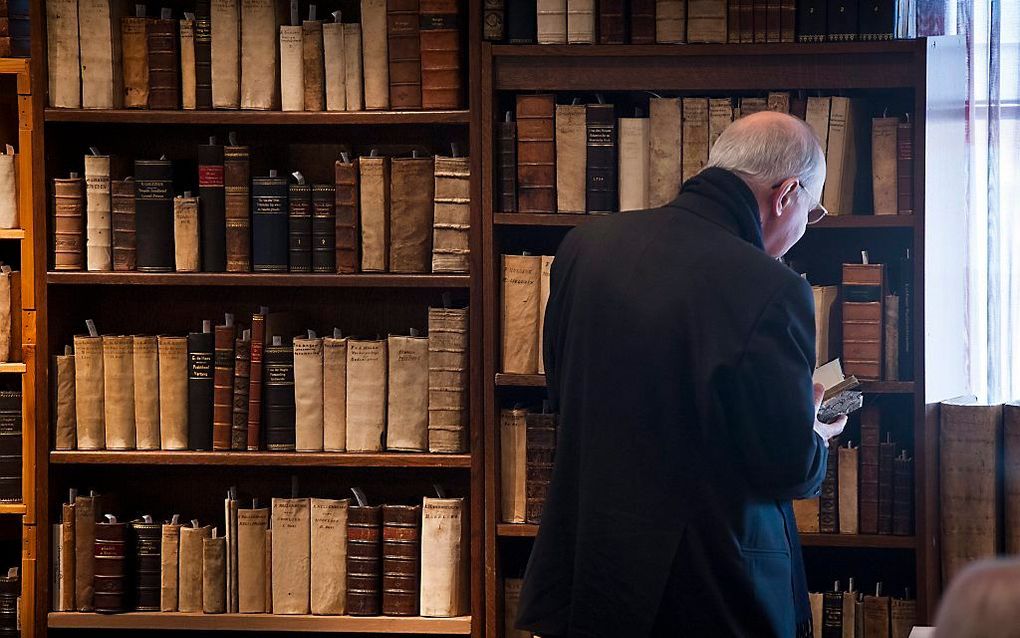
[246,313,266,450]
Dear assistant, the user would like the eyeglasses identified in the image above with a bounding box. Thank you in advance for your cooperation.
[771,179,828,225]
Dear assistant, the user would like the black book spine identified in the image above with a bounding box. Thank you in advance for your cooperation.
[288,184,312,273]
[252,176,289,272]
[263,343,296,450]
[796,0,827,41]
[826,0,858,40]
[194,7,213,110]
[878,439,895,534]
[893,455,914,535]
[312,184,336,273]
[483,0,505,41]
[198,143,227,272]
[134,160,175,272]
[506,0,537,43]
[0,574,15,634]
[130,522,162,611]
[821,591,843,638]
[898,255,914,380]
[819,442,839,533]
[8,0,28,56]
[0,391,20,504]
[585,104,618,214]
[858,0,894,40]
[187,331,215,450]
[498,121,517,212]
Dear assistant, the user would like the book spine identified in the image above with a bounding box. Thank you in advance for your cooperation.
[279,25,304,112]
[728,0,741,42]
[212,323,236,451]
[389,157,435,274]
[335,160,360,274]
[93,522,127,613]
[822,590,843,638]
[567,0,595,43]
[224,145,251,272]
[131,522,162,611]
[302,20,325,112]
[46,0,81,107]
[52,177,84,271]
[147,18,180,109]
[739,0,754,42]
[898,253,914,380]
[323,22,348,111]
[385,335,429,452]
[420,0,462,109]
[537,0,566,44]
[134,160,175,272]
[157,336,189,449]
[688,0,728,43]
[525,413,557,524]
[180,19,196,109]
[173,194,201,272]
[363,0,391,110]
[484,0,505,41]
[344,24,364,111]
[252,176,289,272]
[121,17,149,107]
[0,391,19,503]
[517,94,556,214]
[288,183,312,273]
[497,121,518,212]
[312,184,337,273]
[896,121,914,215]
[780,0,796,40]
[198,143,227,271]
[246,312,266,450]
[111,180,137,271]
[345,339,388,452]
[431,156,471,273]
[630,0,657,43]
[796,0,826,42]
[586,103,617,214]
[347,505,382,616]
[187,331,215,450]
[194,16,213,109]
[879,438,895,534]
[420,497,467,616]
[765,0,781,41]
[263,343,295,450]
[842,263,885,381]
[381,505,421,616]
[74,496,95,610]
[359,157,390,272]
[893,454,914,535]
[133,336,161,449]
[85,153,112,272]
[293,337,325,452]
[819,442,839,533]
[387,0,422,109]
[427,307,469,453]
[826,0,858,41]
[231,336,250,450]
[859,0,894,40]
[859,405,880,534]
[598,0,626,43]
[656,0,686,42]
[211,0,240,108]
[753,0,767,41]
[506,0,537,43]
[240,0,278,109]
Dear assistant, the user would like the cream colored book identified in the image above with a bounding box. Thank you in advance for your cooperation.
[555,104,587,213]
[157,336,189,450]
[240,0,279,110]
[102,335,135,450]
[822,97,859,215]
[767,91,791,114]
[271,498,311,614]
[178,524,212,612]
[361,0,390,109]
[812,285,839,368]
[343,24,364,111]
[180,19,197,109]
[805,96,832,152]
[237,508,268,613]
[872,117,899,215]
[566,0,595,43]
[78,0,122,109]
[293,336,324,452]
[537,0,567,43]
[538,256,554,374]
[346,339,388,452]
[0,146,16,229]
[310,498,349,615]
[74,335,105,450]
[681,98,709,184]
[323,22,348,111]
[85,154,112,272]
[838,444,859,534]
[132,336,160,450]
[386,335,429,451]
[618,117,650,212]
[322,336,348,451]
[211,0,241,108]
[649,98,682,208]
[500,407,528,523]
[420,497,469,617]
[501,254,542,374]
[279,25,305,112]
[708,98,733,151]
[46,0,81,108]
[160,522,181,611]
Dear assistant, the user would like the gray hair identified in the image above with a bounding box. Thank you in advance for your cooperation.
[706,112,825,194]
[934,559,1020,638]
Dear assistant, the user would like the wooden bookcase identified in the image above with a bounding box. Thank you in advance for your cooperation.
[480,38,968,636]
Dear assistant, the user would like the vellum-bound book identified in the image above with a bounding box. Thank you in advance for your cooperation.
[311,498,349,615]
[346,339,388,452]
[237,507,268,613]
[386,335,429,451]
[74,335,105,450]
[323,336,348,451]
[294,336,324,451]
[272,498,311,614]
[420,497,468,617]
[427,307,468,453]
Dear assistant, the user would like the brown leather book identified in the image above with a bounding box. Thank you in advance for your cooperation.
[303,20,325,111]
[819,442,838,533]
[53,176,84,271]
[688,0,727,42]
[863,594,891,638]
[630,0,656,42]
[131,519,162,611]
[382,504,421,616]
[878,434,895,534]
[753,0,767,41]
[246,311,266,451]
[766,0,781,41]
[842,263,885,381]
[497,117,518,212]
[389,156,435,273]
[893,450,914,536]
[74,495,96,611]
[838,443,859,534]
[387,0,422,109]
[428,307,469,453]
[334,159,360,274]
[599,0,626,43]
[780,0,796,41]
[896,120,914,215]
[431,155,470,273]
[224,143,251,272]
[516,94,556,213]
[526,411,557,524]
[656,0,686,42]
[195,13,212,109]
[420,0,462,109]
[859,403,880,534]
[891,598,916,638]
[147,18,179,109]
[739,0,754,42]
[231,334,250,450]
[884,294,900,388]
[727,0,740,41]
[1007,403,1020,553]
[212,322,236,450]
[112,179,137,271]
[347,505,382,616]
[484,0,505,41]
[94,519,127,613]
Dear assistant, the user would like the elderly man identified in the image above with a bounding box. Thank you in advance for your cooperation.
[516,111,848,638]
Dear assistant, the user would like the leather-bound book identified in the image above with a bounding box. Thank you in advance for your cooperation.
[727,0,740,41]
[158,336,188,449]
[838,442,859,534]
[53,176,84,271]
[389,156,434,273]
[59,503,76,610]
[198,141,227,271]
[288,181,312,272]
[797,0,827,41]
[863,594,890,638]
[421,497,468,617]
[264,339,296,450]
[556,104,586,213]
[78,0,121,108]
[252,173,290,272]
[324,336,348,451]
[656,0,686,42]
[506,0,537,43]
[112,179,137,271]
[504,579,529,638]
[344,24,365,110]
[103,335,136,450]
[212,321,236,451]
[586,103,617,214]
[432,155,470,273]
[238,507,268,613]
[819,442,839,533]
[1008,404,1020,553]
[94,518,127,613]
[231,333,250,450]
[382,504,421,616]
[74,495,96,610]
[55,352,77,450]
[347,504,382,615]
[46,0,81,107]
[211,0,241,108]
[484,0,505,41]
[941,399,1002,585]
[842,263,885,381]
[872,117,899,215]
[346,339,388,452]
[84,154,112,272]
[160,522,180,611]
[766,0,782,41]
[896,120,913,215]
[180,18,196,109]
[649,98,682,208]
[203,535,227,613]
[517,95,556,214]
[323,22,348,111]
[688,0,727,42]
[630,0,656,42]
[780,0,795,41]
[753,0,767,41]
[708,98,734,153]
[737,0,754,42]
[131,519,162,611]
[891,598,916,638]
[566,0,595,43]
[501,407,528,523]
[682,98,709,184]
[133,336,160,449]
[195,11,213,109]
[618,116,650,212]
[884,294,899,385]
[428,307,468,453]
[893,451,914,536]
[272,498,311,614]
[335,159,360,273]
[858,0,894,39]
[121,16,149,108]
[421,0,462,109]
[502,254,541,374]
[822,96,860,215]
[74,335,105,450]
[187,327,215,450]
[312,184,336,272]
[386,334,429,451]
[538,0,566,43]
[240,0,279,110]
[822,584,843,637]
[497,117,518,212]
[0,392,19,503]
[826,0,858,41]
[147,17,180,109]
[174,193,200,272]
[303,20,326,111]
[179,524,212,612]
[526,410,557,524]
[134,159,174,272]
[0,570,14,636]
[859,403,880,534]
[224,143,251,272]
[812,285,839,367]
[387,0,421,109]
[793,496,819,534]
[311,498,350,615]
[359,156,390,272]
[280,24,304,111]
[246,311,267,450]
[599,0,626,43]
[362,0,391,109]
[294,336,324,451]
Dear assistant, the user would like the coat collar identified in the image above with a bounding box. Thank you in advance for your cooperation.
[666,167,766,252]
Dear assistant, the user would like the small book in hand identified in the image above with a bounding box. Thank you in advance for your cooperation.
[814,359,864,423]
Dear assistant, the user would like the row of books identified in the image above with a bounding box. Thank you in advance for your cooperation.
[501,254,554,376]
[0,0,29,57]
[793,404,914,536]
[807,582,916,638]
[53,307,469,454]
[52,149,471,275]
[500,406,557,525]
[483,0,916,45]
[0,146,16,230]
[46,0,463,111]
[499,92,913,217]
[53,489,468,617]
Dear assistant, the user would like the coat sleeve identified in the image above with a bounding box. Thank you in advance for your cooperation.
[714,276,827,501]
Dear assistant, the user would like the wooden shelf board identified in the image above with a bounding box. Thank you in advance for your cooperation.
[495,373,546,387]
[0,229,26,240]
[490,41,924,58]
[496,374,914,395]
[50,451,472,469]
[0,363,26,374]
[494,213,914,229]
[0,58,30,75]
[799,534,916,549]
[46,272,470,288]
[44,109,472,125]
[497,524,539,537]
[0,503,25,515]
[47,613,472,634]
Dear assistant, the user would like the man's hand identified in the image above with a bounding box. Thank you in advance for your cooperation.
[813,383,848,447]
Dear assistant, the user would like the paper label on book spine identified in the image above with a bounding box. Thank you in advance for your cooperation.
[311,498,349,614]
[272,498,311,614]
[279,25,304,112]
[85,155,112,271]
[501,255,541,374]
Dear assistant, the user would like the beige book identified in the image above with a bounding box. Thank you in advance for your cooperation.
[618,117,650,212]
[74,495,95,611]
[538,256,553,374]
[59,503,75,612]
[386,335,429,451]
[103,335,136,449]
[891,598,916,638]
[649,98,682,208]
[180,19,197,109]
[280,25,305,112]
[346,339,388,452]
[427,307,469,454]
[420,497,469,617]
[432,156,471,273]
[302,20,325,111]
[323,337,348,451]
[133,335,160,450]
[121,16,149,108]
[537,0,567,43]
[361,0,390,109]
[240,0,279,110]
[174,195,201,272]
[843,591,858,638]
[344,24,364,111]
[767,91,791,114]
[160,523,181,611]
[389,156,435,273]
[656,0,686,43]
[822,97,858,215]
[792,498,819,533]
[0,268,11,363]
[211,0,241,108]
[708,98,733,150]
[0,147,16,229]
[310,498,349,615]
[46,0,82,108]
[805,96,831,151]
[272,497,311,614]
[323,23,348,111]
[78,0,122,108]
[203,536,227,613]
[500,407,528,523]
[872,117,899,215]
[360,156,390,272]
[237,508,269,613]
[687,0,726,42]
[812,285,839,367]
[884,294,900,380]
[555,104,587,213]
[566,0,595,43]
[158,336,189,449]
[264,528,273,612]
[85,154,112,272]
[838,444,859,534]
[682,98,709,184]
[738,97,767,118]
[502,254,542,374]
[504,578,530,638]
[74,335,105,450]
[179,525,212,612]
[810,592,824,638]
[294,336,324,451]
[55,354,77,450]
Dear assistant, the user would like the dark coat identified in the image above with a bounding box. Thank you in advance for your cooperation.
[516,168,826,638]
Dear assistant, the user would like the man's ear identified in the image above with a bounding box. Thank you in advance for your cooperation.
[775,179,797,216]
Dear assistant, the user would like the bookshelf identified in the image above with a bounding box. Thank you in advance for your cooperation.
[47,612,473,633]
[480,36,968,636]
